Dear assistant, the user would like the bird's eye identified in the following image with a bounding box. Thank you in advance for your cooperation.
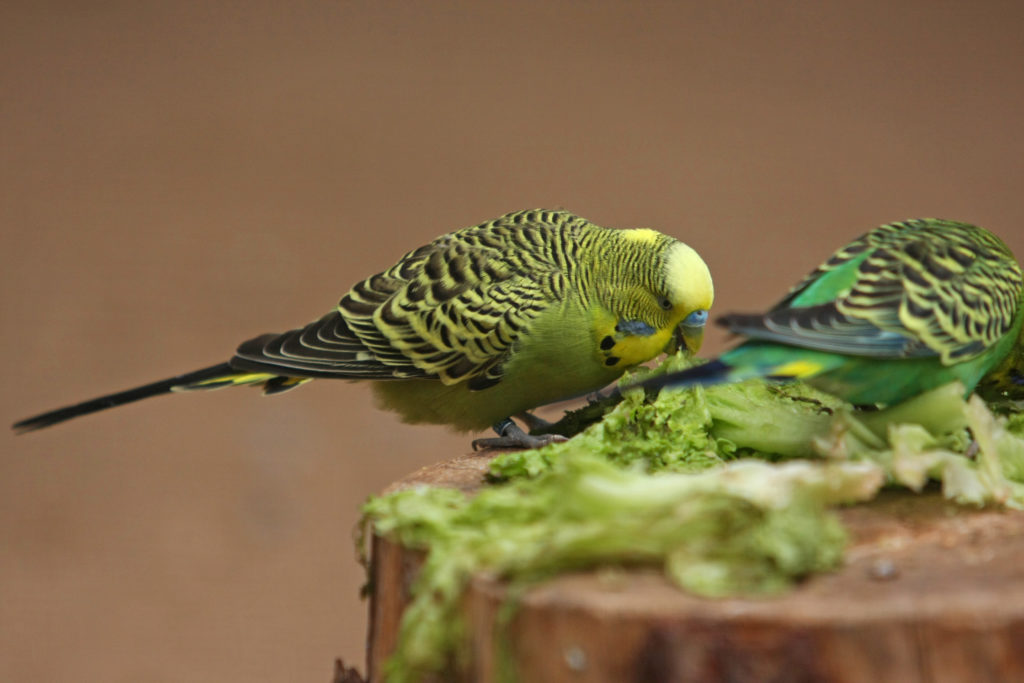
[683,309,708,326]
[658,296,673,311]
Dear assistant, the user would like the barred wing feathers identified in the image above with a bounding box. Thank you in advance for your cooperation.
[721,220,1023,364]
[233,212,574,388]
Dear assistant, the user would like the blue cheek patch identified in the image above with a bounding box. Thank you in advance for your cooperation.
[615,319,658,337]
[683,309,708,327]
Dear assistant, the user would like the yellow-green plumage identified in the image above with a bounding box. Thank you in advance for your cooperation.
[13,210,714,441]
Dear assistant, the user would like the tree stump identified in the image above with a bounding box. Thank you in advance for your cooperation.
[366,453,1024,682]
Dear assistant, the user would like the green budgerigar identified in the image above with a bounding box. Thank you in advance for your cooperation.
[13,209,714,448]
[637,219,1024,406]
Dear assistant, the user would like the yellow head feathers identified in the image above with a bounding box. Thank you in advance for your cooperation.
[664,241,714,314]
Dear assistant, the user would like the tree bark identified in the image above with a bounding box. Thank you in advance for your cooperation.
[367,453,1024,682]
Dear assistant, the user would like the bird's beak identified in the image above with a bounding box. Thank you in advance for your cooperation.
[675,322,705,356]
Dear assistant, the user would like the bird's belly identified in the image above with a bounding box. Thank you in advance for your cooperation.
[371,307,624,431]
[371,366,619,432]
[807,356,988,406]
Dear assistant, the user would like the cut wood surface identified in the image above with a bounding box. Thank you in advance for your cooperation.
[366,453,1024,682]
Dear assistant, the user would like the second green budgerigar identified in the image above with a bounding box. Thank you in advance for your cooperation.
[13,209,714,447]
[637,219,1024,405]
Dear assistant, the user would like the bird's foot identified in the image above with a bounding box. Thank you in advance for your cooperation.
[472,418,569,451]
[515,411,555,433]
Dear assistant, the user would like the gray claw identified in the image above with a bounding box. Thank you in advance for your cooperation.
[472,419,569,451]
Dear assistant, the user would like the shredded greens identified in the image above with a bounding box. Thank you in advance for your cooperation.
[490,356,845,481]
[361,352,1024,681]
[364,456,881,681]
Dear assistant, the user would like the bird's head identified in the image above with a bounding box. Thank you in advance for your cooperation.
[660,239,714,355]
[595,229,714,361]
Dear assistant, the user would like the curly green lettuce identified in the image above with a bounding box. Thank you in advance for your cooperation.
[363,454,881,682]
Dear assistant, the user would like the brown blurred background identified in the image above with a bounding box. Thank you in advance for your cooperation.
[3,1,1023,681]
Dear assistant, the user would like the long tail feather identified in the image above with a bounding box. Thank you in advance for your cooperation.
[630,359,733,394]
[12,362,236,433]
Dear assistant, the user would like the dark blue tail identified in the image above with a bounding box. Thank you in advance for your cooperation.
[629,359,732,394]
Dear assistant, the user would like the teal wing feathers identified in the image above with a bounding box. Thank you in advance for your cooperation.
[721,219,1023,364]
